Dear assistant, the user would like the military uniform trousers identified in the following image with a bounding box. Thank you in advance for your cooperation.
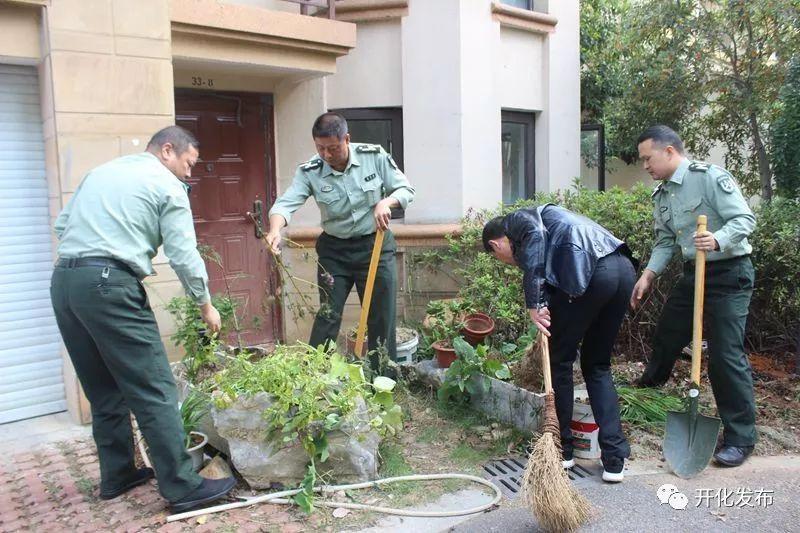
[50,264,202,501]
[641,255,757,447]
[309,231,397,370]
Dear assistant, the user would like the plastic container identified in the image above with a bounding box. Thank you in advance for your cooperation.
[571,389,600,459]
[396,331,419,364]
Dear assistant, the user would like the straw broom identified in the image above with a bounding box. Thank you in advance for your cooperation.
[521,335,591,532]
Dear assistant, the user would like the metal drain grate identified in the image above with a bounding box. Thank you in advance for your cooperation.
[482,456,599,499]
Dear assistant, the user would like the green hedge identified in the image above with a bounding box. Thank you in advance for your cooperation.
[424,185,798,358]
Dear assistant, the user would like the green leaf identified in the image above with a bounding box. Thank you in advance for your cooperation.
[372,376,396,393]
[329,354,349,378]
[494,364,512,380]
[373,391,394,409]
[347,364,365,384]
[382,404,403,431]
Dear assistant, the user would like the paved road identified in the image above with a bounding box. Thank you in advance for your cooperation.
[452,455,800,533]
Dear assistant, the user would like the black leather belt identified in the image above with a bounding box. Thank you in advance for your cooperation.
[56,257,137,277]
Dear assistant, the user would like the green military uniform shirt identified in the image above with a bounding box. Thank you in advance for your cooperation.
[269,143,415,238]
[645,158,756,275]
[54,152,211,304]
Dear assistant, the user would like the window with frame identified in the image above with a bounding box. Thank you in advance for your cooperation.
[501,0,532,9]
[580,124,606,191]
[501,111,536,204]
[333,107,405,217]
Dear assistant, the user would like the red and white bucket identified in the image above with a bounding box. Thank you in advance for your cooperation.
[571,389,601,459]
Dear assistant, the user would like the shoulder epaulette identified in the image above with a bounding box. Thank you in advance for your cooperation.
[688,161,711,172]
[355,144,381,154]
[300,159,323,172]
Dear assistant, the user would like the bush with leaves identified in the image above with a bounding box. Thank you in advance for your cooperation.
[166,295,236,383]
[415,183,800,357]
[748,198,800,350]
[438,338,512,404]
[772,57,800,200]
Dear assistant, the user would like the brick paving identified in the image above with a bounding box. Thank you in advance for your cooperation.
[0,438,314,533]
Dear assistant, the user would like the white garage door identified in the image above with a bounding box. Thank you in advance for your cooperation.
[0,64,66,424]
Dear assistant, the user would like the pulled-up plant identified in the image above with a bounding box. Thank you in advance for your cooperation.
[208,343,403,512]
[166,295,236,383]
[438,337,511,404]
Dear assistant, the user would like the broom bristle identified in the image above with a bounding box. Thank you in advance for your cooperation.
[522,393,591,532]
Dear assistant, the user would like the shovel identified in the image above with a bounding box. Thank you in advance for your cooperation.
[354,229,385,358]
[663,215,721,478]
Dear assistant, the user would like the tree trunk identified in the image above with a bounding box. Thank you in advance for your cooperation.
[749,112,773,202]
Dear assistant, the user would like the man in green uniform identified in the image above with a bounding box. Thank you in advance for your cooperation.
[51,126,236,510]
[267,113,415,372]
[631,125,757,467]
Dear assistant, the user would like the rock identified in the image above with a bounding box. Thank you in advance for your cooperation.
[481,434,493,441]
[212,393,380,489]
[757,425,800,450]
[199,455,233,480]
[472,425,491,433]
[407,359,446,389]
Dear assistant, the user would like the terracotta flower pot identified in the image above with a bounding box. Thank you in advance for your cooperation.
[432,340,457,368]
[461,312,495,346]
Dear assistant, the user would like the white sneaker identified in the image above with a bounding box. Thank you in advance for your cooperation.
[562,457,575,469]
[602,457,625,483]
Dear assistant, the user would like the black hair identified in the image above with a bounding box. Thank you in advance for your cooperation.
[637,124,685,153]
[312,112,348,139]
[146,125,199,155]
[482,216,506,253]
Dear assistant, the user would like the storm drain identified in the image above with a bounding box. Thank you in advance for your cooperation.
[482,456,599,499]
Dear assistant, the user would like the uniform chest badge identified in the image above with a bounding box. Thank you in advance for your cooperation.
[364,174,376,182]
[320,184,334,193]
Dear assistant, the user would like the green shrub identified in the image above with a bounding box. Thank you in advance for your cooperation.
[748,198,800,350]
[771,58,800,200]
[417,183,798,358]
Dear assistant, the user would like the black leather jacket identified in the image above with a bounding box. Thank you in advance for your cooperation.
[504,204,636,309]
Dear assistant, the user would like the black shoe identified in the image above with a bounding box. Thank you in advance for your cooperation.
[714,445,754,467]
[601,457,625,483]
[99,467,155,500]
[170,477,236,513]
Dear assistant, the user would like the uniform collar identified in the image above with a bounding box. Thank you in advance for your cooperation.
[667,158,690,185]
[321,144,361,177]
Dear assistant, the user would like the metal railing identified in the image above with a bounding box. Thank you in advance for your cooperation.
[282,0,336,19]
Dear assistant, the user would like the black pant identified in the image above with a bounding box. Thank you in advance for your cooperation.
[640,256,756,446]
[50,265,201,501]
[309,231,397,371]
[549,251,634,462]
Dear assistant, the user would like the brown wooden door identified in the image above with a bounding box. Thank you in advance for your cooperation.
[175,91,280,346]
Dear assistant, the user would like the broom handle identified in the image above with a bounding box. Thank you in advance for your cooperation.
[540,333,553,394]
[691,215,707,387]
[354,229,385,358]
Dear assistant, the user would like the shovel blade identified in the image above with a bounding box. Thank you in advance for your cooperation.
[663,409,721,479]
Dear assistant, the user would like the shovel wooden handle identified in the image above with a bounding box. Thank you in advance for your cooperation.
[354,229,385,358]
[540,334,553,394]
[691,215,707,386]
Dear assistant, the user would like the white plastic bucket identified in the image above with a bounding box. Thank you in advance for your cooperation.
[571,390,600,459]
[396,333,419,365]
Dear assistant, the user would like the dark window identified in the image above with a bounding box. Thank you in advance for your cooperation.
[332,107,404,170]
[501,111,535,203]
[333,107,404,217]
[580,124,606,191]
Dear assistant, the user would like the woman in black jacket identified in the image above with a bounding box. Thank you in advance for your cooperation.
[483,204,637,482]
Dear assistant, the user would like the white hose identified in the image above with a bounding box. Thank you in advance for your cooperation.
[166,473,502,523]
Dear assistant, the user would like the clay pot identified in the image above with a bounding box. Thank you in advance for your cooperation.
[461,312,495,346]
[432,340,457,369]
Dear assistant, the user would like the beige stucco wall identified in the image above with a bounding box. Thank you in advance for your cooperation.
[0,3,41,62]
